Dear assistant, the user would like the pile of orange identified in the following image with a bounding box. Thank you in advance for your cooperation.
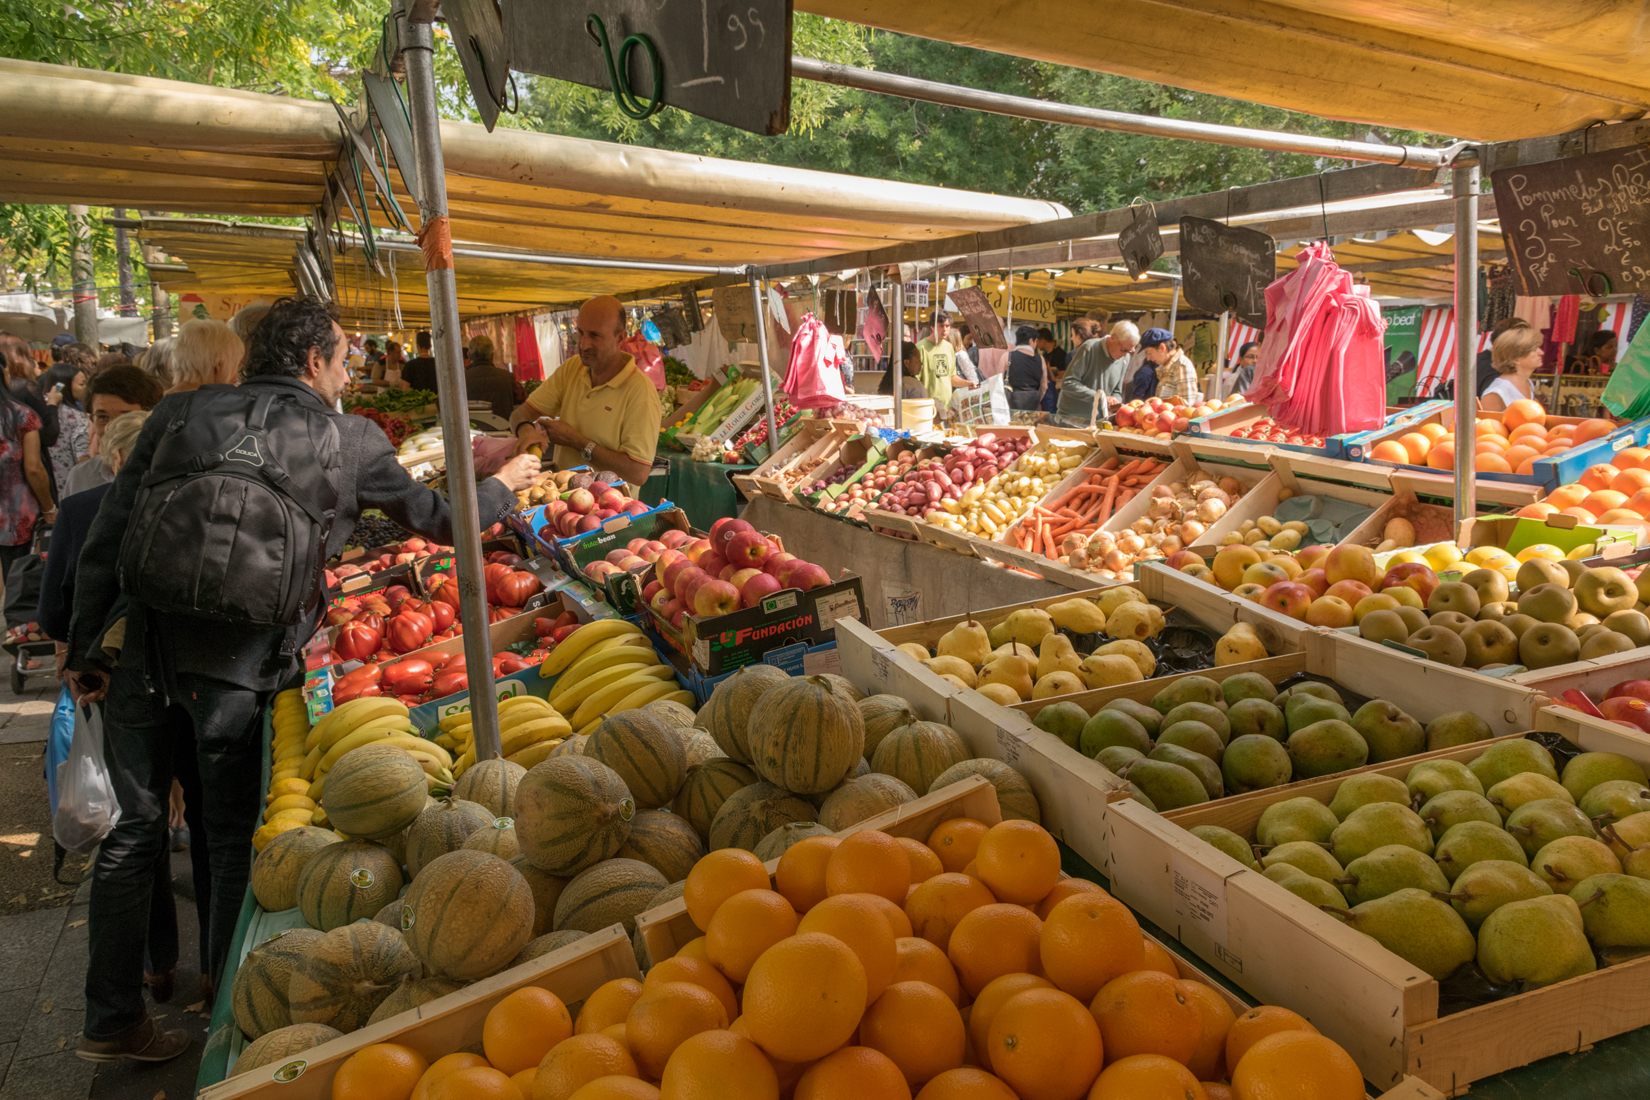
[327,817,1373,1100]
[1367,401,1617,477]
[1517,446,1650,526]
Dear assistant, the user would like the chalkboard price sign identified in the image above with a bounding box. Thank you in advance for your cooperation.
[1491,146,1650,296]
[1178,217,1274,328]
[1118,205,1164,280]
[948,286,1006,350]
[504,0,793,136]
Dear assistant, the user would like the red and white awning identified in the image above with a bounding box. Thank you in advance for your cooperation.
[1225,322,1261,362]
[1416,307,1494,395]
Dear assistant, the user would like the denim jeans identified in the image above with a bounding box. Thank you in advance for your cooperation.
[84,666,266,1040]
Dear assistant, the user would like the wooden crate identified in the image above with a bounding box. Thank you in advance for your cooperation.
[1135,561,1313,658]
[201,926,640,1100]
[1194,462,1395,550]
[873,584,1122,653]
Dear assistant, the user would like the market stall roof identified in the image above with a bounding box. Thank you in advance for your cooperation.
[797,0,1650,142]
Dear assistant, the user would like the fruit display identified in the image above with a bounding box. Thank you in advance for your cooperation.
[813,398,889,427]
[1185,736,1650,990]
[1072,467,1252,580]
[436,694,576,774]
[1005,457,1168,559]
[728,393,800,458]
[1517,448,1650,527]
[396,425,483,458]
[673,374,765,441]
[1554,676,1650,734]
[921,436,1089,539]
[347,388,437,416]
[347,406,415,448]
[812,445,918,518]
[532,473,654,542]
[643,517,835,628]
[1365,402,1618,476]
[1032,670,1486,811]
[1225,413,1327,448]
[1109,394,1246,438]
[325,535,453,590]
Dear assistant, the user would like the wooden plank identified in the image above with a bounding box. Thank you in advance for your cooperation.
[1302,630,1542,733]
[201,926,639,1100]
[1379,1077,1449,1100]
[1195,468,1394,550]
[1535,703,1650,756]
[1135,562,1312,656]
[874,584,1119,652]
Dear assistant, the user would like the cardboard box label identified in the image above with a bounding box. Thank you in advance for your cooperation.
[762,591,800,613]
[1172,852,1231,951]
[429,677,527,722]
[803,647,842,676]
[815,590,863,631]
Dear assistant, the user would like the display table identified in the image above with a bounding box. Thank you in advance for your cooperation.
[742,496,1072,629]
[639,456,755,531]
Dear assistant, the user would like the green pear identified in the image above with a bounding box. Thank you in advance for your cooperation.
[1335,844,1450,906]
[1264,863,1347,909]
[1100,697,1162,737]
[1328,774,1411,822]
[1256,797,1339,848]
[1227,698,1287,742]
[1119,759,1208,811]
[1122,781,1157,812]
[1425,711,1493,751]
[1562,753,1649,802]
[1433,820,1529,881]
[1580,780,1650,829]
[1477,895,1598,989]
[1506,798,1597,858]
[1150,675,1222,714]
[987,621,1012,650]
[1261,841,1344,883]
[1419,790,1502,840]
[1531,835,1622,892]
[1157,721,1225,762]
[1569,873,1650,947]
[1350,700,1426,763]
[1162,702,1231,745]
[1282,681,1344,705]
[1078,709,1151,758]
[1221,671,1277,706]
[1331,802,1433,865]
[1221,735,1293,794]
[1487,773,1575,820]
[1405,759,1485,806]
[1287,720,1370,779]
[1469,738,1559,790]
[1285,694,1352,734]
[1096,746,1146,775]
[1604,811,1650,858]
[1189,825,1259,870]
[1602,609,1650,646]
[1435,859,1552,930]
[1329,889,1477,980]
[1033,701,1089,751]
[1149,743,1224,800]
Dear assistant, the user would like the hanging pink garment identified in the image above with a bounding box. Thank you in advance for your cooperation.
[620,333,666,390]
[1552,295,1581,344]
[514,316,544,382]
[1246,242,1340,409]
[782,313,848,408]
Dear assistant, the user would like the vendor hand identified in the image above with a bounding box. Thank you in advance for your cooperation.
[513,420,548,456]
[67,669,107,705]
[1106,396,1122,410]
[538,418,586,449]
[492,452,542,492]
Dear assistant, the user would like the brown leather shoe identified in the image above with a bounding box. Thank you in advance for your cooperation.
[76,1016,192,1063]
[145,968,176,1004]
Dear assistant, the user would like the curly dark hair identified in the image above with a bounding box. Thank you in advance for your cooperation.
[245,296,341,380]
[87,364,164,410]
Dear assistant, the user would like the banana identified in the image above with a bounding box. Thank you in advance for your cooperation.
[320,699,411,752]
[307,773,326,801]
[659,690,698,710]
[506,739,560,769]
[584,633,656,659]
[406,753,448,777]
[539,619,642,677]
[549,661,655,712]
[500,717,572,758]
[437,711,474,733]
[500,695,553,715]
[307,697,408,752]
[315,720,415,777]
[377,733,453,768]
[604,678,681,716]
[298,743,326,781]
[501,706,556,732]
[311,806,331,828]
[570,666,676,729]
[559,643,662,687]
[453,748,475,777]
[574,715,603,739]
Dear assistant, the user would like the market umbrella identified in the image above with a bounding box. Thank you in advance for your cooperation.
[0,311,69,344]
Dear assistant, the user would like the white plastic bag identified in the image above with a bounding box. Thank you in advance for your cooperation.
[53,702,121,853]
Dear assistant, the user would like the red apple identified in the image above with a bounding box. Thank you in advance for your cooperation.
[1600,696,1650,734]
[582,560,620,581]
[544,499,569,520]
[712,518,755,555]
[697,551,729,579]
[740,571,782,608]
[623,501,650,516]
[729,568,763,591]
[566,488,596,515]
[707,516,740,547]
[642,580,664,603]
[626,537,648,554]
[772,557,805,587]
[788,562,831,592]
[575,513,603,534]
[1323,544,1380,589]
[656,548,687,574]
[661,557,698,593]
[1380,562,1439,603]
[725,529,772,567]
[1305,595,1355,628]
[1323,579,1373,607]
[684,539,712,564]
[669,607,687,631]
[597,488,627,512]
[1604,680,1650,704]
[719,563,740,581]
[324,606,356,627]
[400,538,428,553]
[1261,581,1314,621]
[1164,549,1203,572]
[692,578,741,617]
[765,552,798,578]
[662,597,684,622]
[649,589,673,614]
[677,567,711,604]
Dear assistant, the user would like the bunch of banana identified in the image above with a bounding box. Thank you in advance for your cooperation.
[270,689,311,786]
[300,696,455,801]
[538,618,656,678]
[540,619,695,736]
[440,695,572,776]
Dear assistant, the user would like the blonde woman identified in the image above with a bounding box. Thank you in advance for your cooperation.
[166,320,245,394]
[1479,326,1545,413]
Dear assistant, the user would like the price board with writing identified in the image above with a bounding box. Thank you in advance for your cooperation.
[1119,205,1164,280]
[948,286,1007,350]
[1491,146,1650,296]
[504,0,793,135]
[1179,217,1274,329]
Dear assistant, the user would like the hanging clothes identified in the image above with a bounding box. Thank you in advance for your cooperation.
[619,333,667,390]
[1189,322,1216,367]
[1552,295,1581,345]
[1630,295,1650,344]
[514,317,543,382]
[1513,296,1552,330]
[1480,264,1515,333]
[781,313,849,408]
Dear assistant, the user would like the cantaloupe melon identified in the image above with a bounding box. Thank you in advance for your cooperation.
[401,849,535,981]
[817,774,918,831]
[615,810,704,883]
[403,796,495,878]
[514,756,636,876]
[745,676,866,795]
[752,821,836,860]
[510,929,589,968]
[672,759,757,841]
[586,710,688,810]
[858,695,917,759]
[548,735,589,758]
[451,758,527,818]
[807,758,873,809]
[374,896,405,928]
[870,720,970,794]
[296,839,404,932]
[320,745,428,840]
[249,826,336,912]
[461,818,522,861]
[230,1022,343,1078]
[552,857,667,934]
[683,732,724,768]
[230,928,324,1040]
[287,922,420,1032]
[930,758,1041,823]
[509,854,569,938]
[708,782,817,852]
[642,699,698,730]
[364,975,468,1027]
[818,673,864,702]
[701,665,789,763]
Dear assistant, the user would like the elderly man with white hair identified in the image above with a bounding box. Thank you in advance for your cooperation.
[165,319,245,395]
[1054,319,1140,427]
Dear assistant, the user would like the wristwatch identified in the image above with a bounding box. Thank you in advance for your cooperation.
[581,440,597,464]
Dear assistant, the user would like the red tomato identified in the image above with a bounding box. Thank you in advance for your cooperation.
[430,602,456,632]
[382,659,435,694]
[335,662,381,686]
[495,571,543,608]
[549,623,580,644]
[386,611,433,653]
[353,612,385,635]
[534,616,558,638]
[497,656,535,674]
[334,621,381,661]
[488,606,515,624]
[333,680,380,703]
[432,583,461,611]
[430,670,469,699]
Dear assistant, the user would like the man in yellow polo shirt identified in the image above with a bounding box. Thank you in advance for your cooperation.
[510,295,660,490]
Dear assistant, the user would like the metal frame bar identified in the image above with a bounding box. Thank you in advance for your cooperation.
[1452,163,1480,529]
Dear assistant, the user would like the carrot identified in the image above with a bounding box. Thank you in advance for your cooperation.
[1094,477,1119,525]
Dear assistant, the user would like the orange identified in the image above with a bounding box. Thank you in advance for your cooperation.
[1223,1006,1317,1078]
[567,1079,659,1100]
[905,873,996,949]
[1516,456,1540,475]
[968,973,1054,1053]
[928,820,989,873]
[576,979,646,1035]
[1089,971,1201,1065]
[948,903,1044,997]
[1508,422,1548,444]
[1139,939,1180,977]
[1612,468,1650,495]
[645,956,740,1023]
[1088,1055,1208,1100]
[1583,489,1628,516]
[1545,442,1576,456]
[1179,982,1237,1081]
[973,821,1061,906]
[1577,463,1620,492]
[1502,399,1546,430]
[986,988,1103,1100]
[1395,432,1431,464]
[1229,1031,1362,1100]
[798,893,899,1001]
[1368,441,1409,463]
[626,981,730,1079]
[742,933,868,1063]
[861,981,967,1086]
[675,937,709,963]
[333,1042,428,1100]
[1551,423,1577,436]
[914,1067,1019,1100]
[1038,893,1145,1003]
[828,829,913,903]
[1574,418,1617,445]
[1036,878,1105,919]
[511,1070,538,1099]
[534,1035,640,1100]
[486,987,575,1075]
[729,1015,809,1096]
[1475,452,1512,473]
[1503,444,1541,470]
[1425,442,1454,470]
[1203,1084,1234,1100]
[894,936,962,1004]
[1599,508,1648,524]
[795,1047,913,1100]
[775,835,839,913]
[1476,418,1509,438]
[658,1028,779,1100]
[1560,506,1599,523]
[429,1067,523,1100]
[1616,446,1650,470]
[1416,422,1448,443]
[415,1054,490,1100]
[684,850,770,930]
[1629,489,1650,517]
[705,889,798,983]
[900,837,945,882]
[1546,483,1589,508]
[601,1024,631,1050]
[867,892,915,937]
[1517,502,1558,521]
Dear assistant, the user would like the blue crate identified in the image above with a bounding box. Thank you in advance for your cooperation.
[1355,411,1650,493]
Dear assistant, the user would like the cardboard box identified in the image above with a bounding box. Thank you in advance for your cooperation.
[1359,408,1650,491]
[645,574,867,677]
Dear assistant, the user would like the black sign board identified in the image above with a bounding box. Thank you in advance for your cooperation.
[1178,217,1274,328]
[948,285,1006,350]
[504,0,793,136]
[1491,146,1650,296]
[362,70,422,207]
[680,287,704,332]
[1119,205,1164,280]
[444,0,511,132]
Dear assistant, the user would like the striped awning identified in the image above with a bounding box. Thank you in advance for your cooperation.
[1415,308,1494,395]
[1224,322,1262,362]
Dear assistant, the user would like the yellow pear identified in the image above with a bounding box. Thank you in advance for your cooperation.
[1046,598,1107,634]
[992,642,1039,662]
[1079,653,1144,688]
[897,642,931,661]
[936,619,991,666]
[1098,586,1149,617]
[938,674,972,692]
[975,682,1023,707]
[1032,671,1086,699]
[978,655,1035,700]
[1036,633,1083,679]
[1214,622,1268,665]
[1106,602,1165,641]
[988,621,1013,649]
[1003,607,1056,647]
[1095,639,1155,678]
[925,655,978,687]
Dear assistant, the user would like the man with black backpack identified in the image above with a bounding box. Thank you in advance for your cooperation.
[64,297,540,1064]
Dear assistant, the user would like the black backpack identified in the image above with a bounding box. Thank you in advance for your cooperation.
[118,386,342,626]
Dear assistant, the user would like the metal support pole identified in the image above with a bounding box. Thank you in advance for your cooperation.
[1213,311,1229,402]
[749,276,780,457]
[1452,158,1481,532]
[68,204,98,345]
[403,13,502,762]
[890,279,904,428]
[112,207,137,317]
